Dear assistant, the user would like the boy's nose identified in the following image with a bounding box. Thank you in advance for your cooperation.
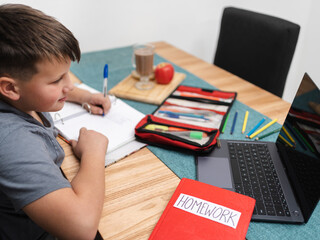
[64,74,74,92]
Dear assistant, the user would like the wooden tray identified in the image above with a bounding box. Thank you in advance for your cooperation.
[109,72,185,105]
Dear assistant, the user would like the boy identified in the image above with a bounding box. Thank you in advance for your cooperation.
[0,4,111,239]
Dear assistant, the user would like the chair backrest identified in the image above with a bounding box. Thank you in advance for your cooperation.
[214,7,300,97]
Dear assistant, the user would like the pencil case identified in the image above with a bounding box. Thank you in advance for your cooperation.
[135,85,237,153]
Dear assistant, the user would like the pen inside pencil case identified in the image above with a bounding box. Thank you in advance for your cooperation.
[154,106,225,129]
[158,105,216,117]
[158,110,210,121]
[144,124,211,145]
[155,112,217,128]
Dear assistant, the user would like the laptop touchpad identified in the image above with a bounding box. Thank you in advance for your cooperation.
[198,157,233,189]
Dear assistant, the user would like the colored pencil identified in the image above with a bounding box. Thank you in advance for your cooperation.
[246,118,266,138]
[242,111,249,134]
[255,128,281,141]
[58,134,71,145]
[282,126,296,145]
[221,113,229,133]
[249,118,278,139]
[293,126,315,152]
[230,111,238,135]
[279,134,294,147]
[284,122,307,150]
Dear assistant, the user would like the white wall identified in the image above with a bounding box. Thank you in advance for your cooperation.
[1,0,319,102]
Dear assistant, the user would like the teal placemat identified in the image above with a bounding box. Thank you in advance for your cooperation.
[70,46,319,239]
[70,47,280,180]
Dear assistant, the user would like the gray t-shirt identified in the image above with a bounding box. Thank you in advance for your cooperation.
[0,100,71,239]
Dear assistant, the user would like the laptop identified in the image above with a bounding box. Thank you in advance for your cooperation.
[197,73,320,223]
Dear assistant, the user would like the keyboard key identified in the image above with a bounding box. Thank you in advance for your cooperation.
[263,195,272,202]
[274,205,285,216]
[273,199,281,205]
[266,207,276,216]
[256,203,266,215]
[265,201,273,207]
[285,210,291,217]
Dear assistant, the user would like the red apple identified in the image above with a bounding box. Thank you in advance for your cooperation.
[155,63,174,84]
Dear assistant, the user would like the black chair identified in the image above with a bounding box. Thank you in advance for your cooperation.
[214,7,300,97]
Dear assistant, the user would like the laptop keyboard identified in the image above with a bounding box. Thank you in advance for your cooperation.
[228,142,291,217]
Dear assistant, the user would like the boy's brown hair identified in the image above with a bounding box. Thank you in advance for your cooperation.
[0,4,81,81]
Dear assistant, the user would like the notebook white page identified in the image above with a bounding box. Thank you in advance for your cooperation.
[50,83,146,166]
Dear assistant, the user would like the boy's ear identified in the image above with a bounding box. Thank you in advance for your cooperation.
[0,77,21,100]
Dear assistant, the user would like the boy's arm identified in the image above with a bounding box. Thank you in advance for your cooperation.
[23,128,108,240]
[67,86,111,115]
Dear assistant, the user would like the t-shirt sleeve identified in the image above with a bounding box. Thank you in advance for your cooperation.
[0,127,71,211]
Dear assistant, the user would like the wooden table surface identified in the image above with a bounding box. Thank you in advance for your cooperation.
[61,41,291,239]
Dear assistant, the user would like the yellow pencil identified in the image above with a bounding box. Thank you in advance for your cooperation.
[279,134,294,147]
[242,111,249,134]
[282,126,296,145]
[249,118,278,139]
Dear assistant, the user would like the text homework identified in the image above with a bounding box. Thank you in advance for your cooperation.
[174,193,241,229]
[148,178,255,240]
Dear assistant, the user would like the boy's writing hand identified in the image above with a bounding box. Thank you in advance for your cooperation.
[70,127,108,159]
[87,93,111,116]
[67,87,111,116]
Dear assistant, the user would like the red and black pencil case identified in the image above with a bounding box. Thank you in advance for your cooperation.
[135,85,237,153]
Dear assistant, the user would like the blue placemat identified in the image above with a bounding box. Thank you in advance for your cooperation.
[70,46,319,239]
[70,46,281,180]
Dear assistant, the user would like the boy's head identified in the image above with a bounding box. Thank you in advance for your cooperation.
[0,4,81,82]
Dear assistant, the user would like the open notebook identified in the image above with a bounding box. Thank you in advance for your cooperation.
[50,83,146,166]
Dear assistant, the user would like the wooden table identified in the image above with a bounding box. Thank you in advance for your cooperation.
[61,41,291,239]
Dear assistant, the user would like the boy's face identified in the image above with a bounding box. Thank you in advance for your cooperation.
[16,58,74,113]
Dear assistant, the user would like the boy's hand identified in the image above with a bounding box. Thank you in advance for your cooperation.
[87,93,111,116]
[25,127,108,239]
[67,87,111,116]
[70,127,108,159]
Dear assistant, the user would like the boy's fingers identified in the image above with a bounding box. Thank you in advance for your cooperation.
[78,127,88,138]
[69,139,77,148]
[101,99,111,113]
[79,127,87,134]
[90,105,104,115]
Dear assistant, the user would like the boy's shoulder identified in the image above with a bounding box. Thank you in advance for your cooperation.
[0,102,24,138]
[0,114,35,148]
[0,100,50,145]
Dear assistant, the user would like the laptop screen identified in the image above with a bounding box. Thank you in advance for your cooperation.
[276,73,320,222]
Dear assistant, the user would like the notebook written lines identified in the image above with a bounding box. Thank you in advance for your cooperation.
[50,83,146,166]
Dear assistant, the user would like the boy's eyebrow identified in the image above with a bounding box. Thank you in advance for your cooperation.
[54,71,67,81]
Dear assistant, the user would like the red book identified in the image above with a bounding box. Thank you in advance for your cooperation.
[149,178,255,240]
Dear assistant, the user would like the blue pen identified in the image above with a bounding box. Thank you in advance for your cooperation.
[103,64,108,97]
[246,117,266,138]
[98,64,108,116]
[162,112,208,122]
[158,110,209,120]
[230,111,238,134]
